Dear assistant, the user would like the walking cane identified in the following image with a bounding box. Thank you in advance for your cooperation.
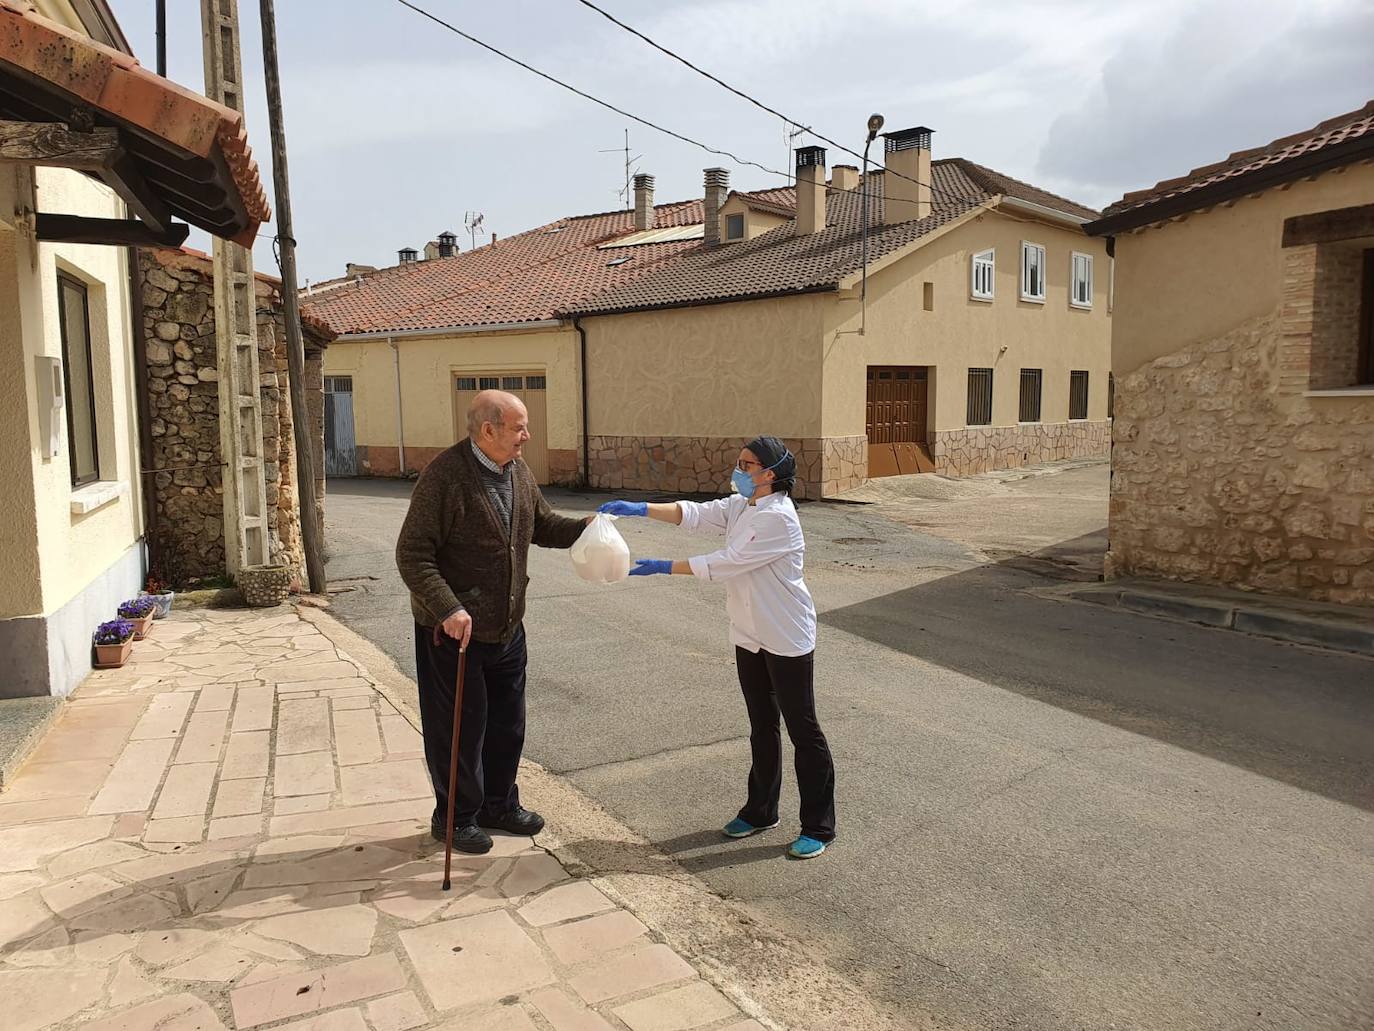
[439,628,468,892]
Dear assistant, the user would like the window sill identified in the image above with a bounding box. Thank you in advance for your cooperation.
[1305,387,1374,398]
[70,480,127,516]
[1069,302,1093,311]
[970,294,994,304]
[1018,420,1042,426]
[1020,295,1046,305]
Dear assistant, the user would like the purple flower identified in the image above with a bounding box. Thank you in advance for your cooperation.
[117,597,157,620]
[94,619,135,645]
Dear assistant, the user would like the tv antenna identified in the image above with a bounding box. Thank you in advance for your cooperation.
[464,210,486,249]
[783,121,809,183]
[599,128,642,209]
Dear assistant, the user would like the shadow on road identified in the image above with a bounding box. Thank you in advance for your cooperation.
[820,536,1374,812]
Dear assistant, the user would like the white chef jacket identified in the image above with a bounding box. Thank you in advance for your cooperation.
[679,493,817,657]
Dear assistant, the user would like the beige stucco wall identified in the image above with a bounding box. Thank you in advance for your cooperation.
[0,165,143,619]
[1105,164,1374,604]
[583,295,829,439]
[1112,168,1374,375]
[717,195,789,242]
[822,208,1113,436]
[322,325,579,457]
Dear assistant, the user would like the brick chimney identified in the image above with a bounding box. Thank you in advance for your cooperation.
[795,146,826,235]
[703,167,730,246]
[633,174,656,232]
[830,165,859,191]
[882,126,933,226]
[423,241,440,261]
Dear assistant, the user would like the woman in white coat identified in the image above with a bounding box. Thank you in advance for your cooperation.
[599,436,836,859]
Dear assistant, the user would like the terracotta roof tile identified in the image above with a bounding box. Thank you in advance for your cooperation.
[0,0,270,244]
[1096,100,1374,227]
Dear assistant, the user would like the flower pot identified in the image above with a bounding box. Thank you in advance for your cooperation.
[238,564,292,607]
[131,613,155,641]
[93,638,133,669]
[145,591,175,619]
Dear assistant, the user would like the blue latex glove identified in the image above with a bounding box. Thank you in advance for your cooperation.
[629,559,672,577]
[599,500,648,517]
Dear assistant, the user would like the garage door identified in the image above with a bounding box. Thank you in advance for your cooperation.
[452,371,550,483]
[866,366,934,477]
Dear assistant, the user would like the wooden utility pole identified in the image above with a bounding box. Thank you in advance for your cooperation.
[258,0,326,594]
[201,0,270,576]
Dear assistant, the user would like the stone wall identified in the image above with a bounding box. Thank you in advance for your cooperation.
[1107,309,1374,605]
[929,421,1110,477]
[140,248,329,587]
[586,435,866,500]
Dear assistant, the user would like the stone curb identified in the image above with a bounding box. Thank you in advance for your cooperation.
[1062,585,1374,657]
[297,601,906,1031]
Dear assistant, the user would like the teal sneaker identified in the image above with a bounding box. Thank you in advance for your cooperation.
[787,835,827,859]
[722,817,779,839]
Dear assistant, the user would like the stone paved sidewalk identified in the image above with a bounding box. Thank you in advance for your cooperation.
[0,608,765,1031]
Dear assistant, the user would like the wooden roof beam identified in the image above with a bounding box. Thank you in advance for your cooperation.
[0,118,119,169]
[35,212,189,247]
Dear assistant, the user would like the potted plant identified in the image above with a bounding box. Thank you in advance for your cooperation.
[93,619,136,669]
[117,597,158,640]
[143,573,175,619]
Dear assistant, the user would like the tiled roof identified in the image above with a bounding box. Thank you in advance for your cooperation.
[562,159,1088,317]
[304,160,1094,333]
[301,199,712,335]
[1092,100,1374,232]
[168,247,337,341]
[0,0,270,246]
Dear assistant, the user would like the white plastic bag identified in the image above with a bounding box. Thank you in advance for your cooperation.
[570,513,631,583]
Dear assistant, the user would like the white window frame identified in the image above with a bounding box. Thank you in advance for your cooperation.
[970,248,995,302]
[1070,252,1093,310]
[1020,241,1046,303]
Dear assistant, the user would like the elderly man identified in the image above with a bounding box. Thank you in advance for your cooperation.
[397,390,587,854]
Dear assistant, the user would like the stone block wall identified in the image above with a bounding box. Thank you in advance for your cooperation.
[586,435,865,500]
[140,249,328,586]
[1107,308,1374,605]
[928,421,1109,477]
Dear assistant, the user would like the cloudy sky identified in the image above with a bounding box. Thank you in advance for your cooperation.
[108,0,1372,285]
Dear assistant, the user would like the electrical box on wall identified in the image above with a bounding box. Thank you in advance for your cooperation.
[36,355,63,459]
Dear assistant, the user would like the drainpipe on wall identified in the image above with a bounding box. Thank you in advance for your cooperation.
[126,246,159,576]
[574,316,590,488]
[390,338,406,476]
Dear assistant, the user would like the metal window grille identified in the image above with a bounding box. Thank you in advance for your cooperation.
[971,249,994,300]
[57,275,99,487]
[1108,372,1115,419]
[1019,369,1043,423]
[1069,370,1090,420]
[967,368,994,426]
[456,377,478,391]
[324,375,353,393]
[478,376,500,390]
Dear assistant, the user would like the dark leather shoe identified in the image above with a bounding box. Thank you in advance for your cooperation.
[477,806,545,836]
[431,821,493,854]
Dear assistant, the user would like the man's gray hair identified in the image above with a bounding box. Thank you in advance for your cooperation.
[467,392,508,437]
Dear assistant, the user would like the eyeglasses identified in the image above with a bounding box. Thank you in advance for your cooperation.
[736,459,763,472]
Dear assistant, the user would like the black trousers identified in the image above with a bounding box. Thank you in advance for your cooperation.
[414,622,527,828]
[735,647,836,842]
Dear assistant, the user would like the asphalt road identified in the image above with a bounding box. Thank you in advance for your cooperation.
[323,468,1374,1031]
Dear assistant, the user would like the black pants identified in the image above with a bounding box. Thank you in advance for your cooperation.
[735,647,836,841]
[414,622,527,828]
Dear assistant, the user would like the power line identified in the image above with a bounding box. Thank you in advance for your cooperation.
[387,0,945,214]
[570,0,967,207]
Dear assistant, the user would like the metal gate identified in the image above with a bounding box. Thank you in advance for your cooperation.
[324,376,357,477]
[866,366,934,477]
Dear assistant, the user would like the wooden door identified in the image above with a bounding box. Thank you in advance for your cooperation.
[866,366,933,477]
[452,371,550,483]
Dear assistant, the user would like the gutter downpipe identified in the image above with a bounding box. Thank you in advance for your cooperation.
[390,338,406,476]
[573,316,590,488]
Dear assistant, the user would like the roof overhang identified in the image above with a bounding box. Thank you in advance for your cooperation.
[1085,131,1374,237]
[336,319,566,342]
[837,199,996,290]
[0,0,270,248]
[996,195,1091,229]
